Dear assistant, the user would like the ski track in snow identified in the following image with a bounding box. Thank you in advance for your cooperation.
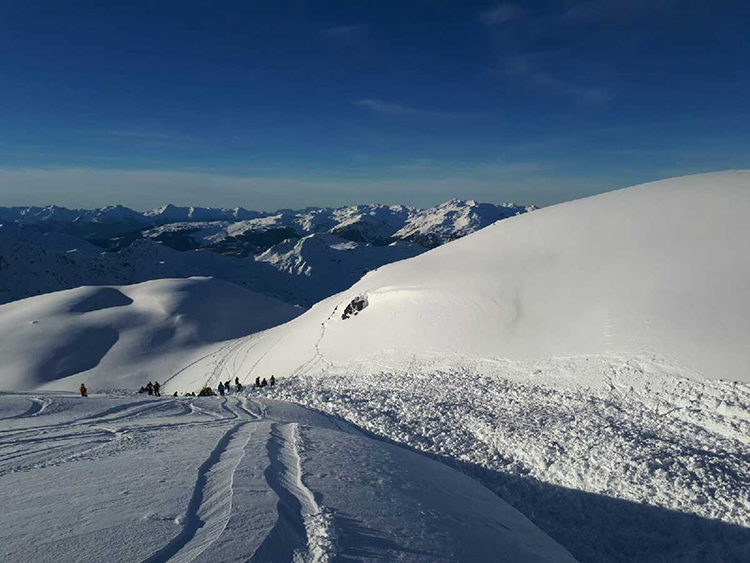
[0,394,344,562]
[251,422,333,563]
[143,419,254,563]
[0,397,244,477]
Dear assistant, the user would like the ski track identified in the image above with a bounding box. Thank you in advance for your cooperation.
[143,418,253,563]
[0,397,249,477]
[0,397,49,421]
[162,339,241,388]
[250,422,332,563]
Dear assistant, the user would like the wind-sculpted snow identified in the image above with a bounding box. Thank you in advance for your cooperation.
[0,393,573,562]
[262,356,750,562]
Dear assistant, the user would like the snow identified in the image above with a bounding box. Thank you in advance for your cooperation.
[0,393,574,562]
[0,198,531,307]
[186,171,750,383]
[0,278,300,390]
[393,198,533,247]
[259,360,750,561]
[162,171,750,560]
[1,171,749,561]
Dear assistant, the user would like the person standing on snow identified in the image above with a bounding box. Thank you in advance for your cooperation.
[255,377,260,388]
[270,375,275,386]
[153,381,161,397]
[235,377,242,392]
[218,382,225,396]
[146,382,154,396]
[79,383,88,397]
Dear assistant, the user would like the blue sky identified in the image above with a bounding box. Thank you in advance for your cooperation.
[1,0,748,210]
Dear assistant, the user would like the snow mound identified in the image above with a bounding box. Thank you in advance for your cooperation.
[0,278,301,390]
[204,171,750,383]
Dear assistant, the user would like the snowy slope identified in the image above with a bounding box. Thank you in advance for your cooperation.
[393,198,534,247]
[192,171,750,383]
[0,393,575,562]
[164,171,750,561]
[0,278,301,390]
[255,233,424,304]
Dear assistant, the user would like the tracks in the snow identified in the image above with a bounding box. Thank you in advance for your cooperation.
[0,393,336,562]
[141,401,333,563]
[144,419,255,563]
[250,422,331,563]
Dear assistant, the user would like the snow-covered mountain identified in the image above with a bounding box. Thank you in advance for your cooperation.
[0,199,531,252]
[143,203,262,223]
[0,277,300,390]
[191,171,749,383]
[393,198,536,247]
[1,172,748,561]
[0,199,530,306]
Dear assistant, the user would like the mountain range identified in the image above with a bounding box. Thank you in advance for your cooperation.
[0,199,533,306]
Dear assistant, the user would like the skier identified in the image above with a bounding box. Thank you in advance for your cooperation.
[235,377,242,392]
[261,377,267,387]
[218,382,225,396]
[225,380,231,393]
[79,383,88,397]
[270,375,275,386]
[255,376,260,388]
[153,381,161,397]
[146,382,154,396]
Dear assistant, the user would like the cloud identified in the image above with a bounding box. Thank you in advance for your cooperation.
[479,4,521,26]
[353,99,473,120]
[502,55,613,105]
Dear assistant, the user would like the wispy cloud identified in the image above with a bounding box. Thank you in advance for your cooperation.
[353,99,473,120]
[504,55,613,104]
[478,3,522,26]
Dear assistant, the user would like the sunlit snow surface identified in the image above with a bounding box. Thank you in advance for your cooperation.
[165,171,750,561]
[0,393,573,562]
[261,355,750,561]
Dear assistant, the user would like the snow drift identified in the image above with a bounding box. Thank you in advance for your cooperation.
[186,171,750,384]
[0,277,301,390]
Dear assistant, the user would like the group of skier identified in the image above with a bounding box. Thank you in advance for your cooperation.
[78,374,278,398]
[138,381,161,396]
[217,377,244,396]
[255,375,275,388]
